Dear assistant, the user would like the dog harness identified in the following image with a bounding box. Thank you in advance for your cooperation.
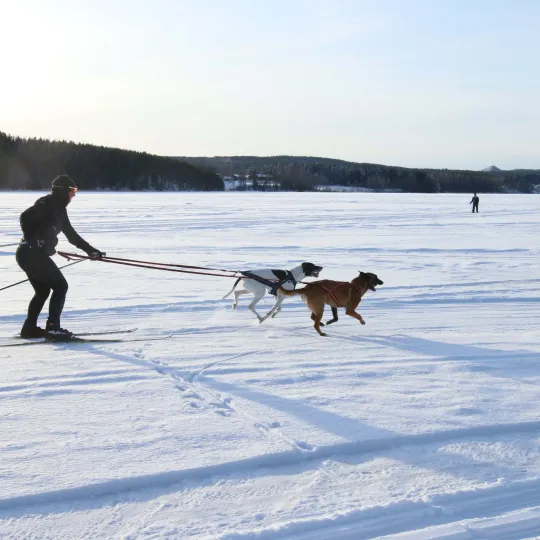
[241,270,296,296]
[315,282,344,307]
[315,281,366,308]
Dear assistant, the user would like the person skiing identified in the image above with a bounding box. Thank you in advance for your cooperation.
[470,193,479,213]
[16,175,103,341]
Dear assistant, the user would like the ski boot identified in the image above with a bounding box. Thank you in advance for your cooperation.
[45,322,76,342]
[20,320,47,339]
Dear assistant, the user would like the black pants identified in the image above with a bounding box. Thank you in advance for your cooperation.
[472,204,479,213]
[16,245,68,328]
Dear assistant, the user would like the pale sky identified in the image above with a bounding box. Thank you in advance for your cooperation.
[1,0,539,169]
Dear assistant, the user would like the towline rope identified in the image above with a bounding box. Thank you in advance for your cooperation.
[58,252,243,279]
[2,250,313,293]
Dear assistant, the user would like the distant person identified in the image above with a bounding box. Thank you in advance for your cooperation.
[16,175,103,341]
[470,193,479,213]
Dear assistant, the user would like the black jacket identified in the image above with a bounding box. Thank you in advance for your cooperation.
[20,192,96,256]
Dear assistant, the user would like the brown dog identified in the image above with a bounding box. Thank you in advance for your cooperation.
[279,272,383,336]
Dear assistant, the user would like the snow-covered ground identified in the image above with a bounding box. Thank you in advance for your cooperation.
[1,192,540,540]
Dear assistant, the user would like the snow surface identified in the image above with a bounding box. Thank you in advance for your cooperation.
[1,192,540,540]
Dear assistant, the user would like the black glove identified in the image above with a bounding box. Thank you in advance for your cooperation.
[87,249,104,260]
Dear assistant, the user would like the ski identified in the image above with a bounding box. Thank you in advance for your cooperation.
[71,327,138,337]
[0,335,172,348]
[2,327,138,343]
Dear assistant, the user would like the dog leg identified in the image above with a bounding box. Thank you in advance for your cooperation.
[313,313,326,336]
[345,309,365,325]
[232,289,250,310]
[262,295,285,322]
[326,307,339,325]
[270,294,287,318]
[304,299,326,336]
[248,292,266,322]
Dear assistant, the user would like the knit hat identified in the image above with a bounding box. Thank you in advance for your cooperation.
[52,175,77,190]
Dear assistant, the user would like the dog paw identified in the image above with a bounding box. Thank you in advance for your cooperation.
[360,320,366,325]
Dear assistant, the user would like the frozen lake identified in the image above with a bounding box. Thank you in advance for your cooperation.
[1,192,540,539]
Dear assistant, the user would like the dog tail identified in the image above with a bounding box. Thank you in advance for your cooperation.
[222,277,242,299]
[278,285,309,297]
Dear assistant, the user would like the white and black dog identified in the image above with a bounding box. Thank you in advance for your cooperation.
[222,262,323,323]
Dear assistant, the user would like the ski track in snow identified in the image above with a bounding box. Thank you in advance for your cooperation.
[1,193,540,539]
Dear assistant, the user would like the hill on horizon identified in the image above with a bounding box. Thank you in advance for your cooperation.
[178,155,538,174]
[175,155,540,193]
[1,129,538,193]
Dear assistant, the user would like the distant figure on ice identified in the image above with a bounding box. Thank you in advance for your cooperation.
[16,175,103,341]
[470,193,479,213]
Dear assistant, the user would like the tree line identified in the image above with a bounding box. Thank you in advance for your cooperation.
[2,131,538,193]
[0,132,222,191]
[183,155,540,193]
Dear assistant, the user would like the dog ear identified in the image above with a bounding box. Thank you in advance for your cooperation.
[358,271,364,276]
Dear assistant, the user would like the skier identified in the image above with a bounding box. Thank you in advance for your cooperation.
[16,175,103,340]
[470,193,479,213]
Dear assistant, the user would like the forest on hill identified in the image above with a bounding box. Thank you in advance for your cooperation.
[181,155,540,193]
[1,131,538,193]
[0,132,221,191]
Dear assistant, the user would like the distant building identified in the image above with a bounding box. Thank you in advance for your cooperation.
[222,173,280,191]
